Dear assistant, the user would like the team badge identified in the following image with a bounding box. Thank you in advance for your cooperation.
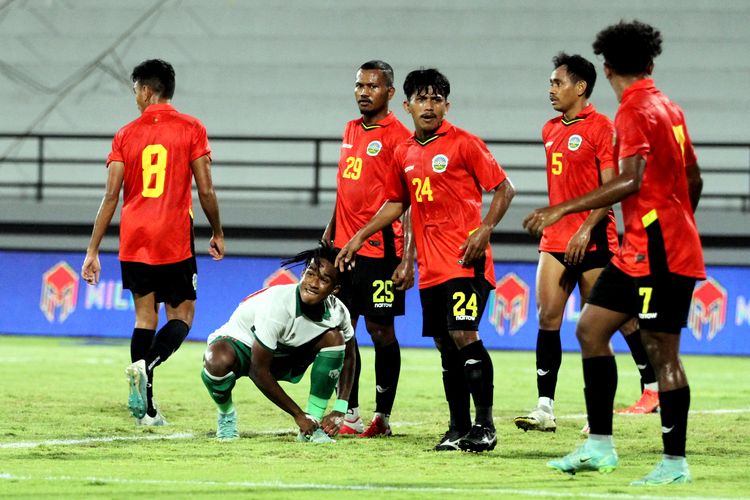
[432,154,448,173]
[567,134,583,151]
[366,140,382,156]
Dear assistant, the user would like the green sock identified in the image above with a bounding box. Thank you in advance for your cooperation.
[201,368,236,414]
[305,346,345,419]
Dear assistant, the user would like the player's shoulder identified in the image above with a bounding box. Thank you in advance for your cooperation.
[173,110,206,130]
[325,293,351,319]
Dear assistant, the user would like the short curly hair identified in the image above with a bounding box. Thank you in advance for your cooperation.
[592,20,663,76]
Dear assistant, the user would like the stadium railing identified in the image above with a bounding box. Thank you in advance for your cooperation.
[0,132,748,211]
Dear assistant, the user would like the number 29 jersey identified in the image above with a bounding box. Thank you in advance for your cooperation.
[107,103,211,265]
[334,112,410,259]
[385,120,508,289]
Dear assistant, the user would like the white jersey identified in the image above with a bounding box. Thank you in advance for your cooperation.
[207,284,354,353]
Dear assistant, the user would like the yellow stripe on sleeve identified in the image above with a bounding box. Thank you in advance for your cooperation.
[641,209,658,227]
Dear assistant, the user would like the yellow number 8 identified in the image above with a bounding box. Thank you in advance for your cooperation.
[141,144,168,198]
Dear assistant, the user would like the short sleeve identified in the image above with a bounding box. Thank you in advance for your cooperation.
[615,107,650,161]
[190,120,211,162]
[107,129,124,166]
[383,144,410,204]
[250,293,289,351]
[463,134,507,191]
[338,304,355,342]
[595,118,615,172]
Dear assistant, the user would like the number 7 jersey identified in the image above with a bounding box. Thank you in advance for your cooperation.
[107,103,211,265]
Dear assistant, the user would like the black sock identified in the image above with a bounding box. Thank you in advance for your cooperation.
[536,329,561,400]
[659,386,690,457]
[623,329,657,391]
[374,340,400,415]
[459,340,494,428]
[582,356,617,435]
[440,341,471,433]
[347,337,361,410]
[145,319,190,371]
[130,328,155,363]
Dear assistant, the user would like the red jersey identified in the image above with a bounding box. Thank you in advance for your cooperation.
[108,103,211,265]
[612,79,705,279]
[334,112,410,258]
[386,121,508,289]
[540,104,619,254]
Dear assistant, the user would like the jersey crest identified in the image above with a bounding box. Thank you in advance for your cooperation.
[567,134,583,151]
[366,140,382,156]
[432,154,448,173]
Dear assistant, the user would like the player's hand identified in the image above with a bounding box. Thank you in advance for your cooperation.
[458,225,491,267]
[321,411,344,437]
[564,228,591,265]
[209,234,225,261]
[334,236,363,272]
[295,413,319,436]
[523,206,564,238]
[81,253,101,285]
[392,258,414,291]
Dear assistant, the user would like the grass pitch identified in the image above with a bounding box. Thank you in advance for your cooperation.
[1,335,749,499]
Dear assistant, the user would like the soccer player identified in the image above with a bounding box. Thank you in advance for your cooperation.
[323,60,414,437]
[81,59,224,425]
[514,53,659,434]
[201,242,355,443]
[524,21,704,485]
[337,68,516,452]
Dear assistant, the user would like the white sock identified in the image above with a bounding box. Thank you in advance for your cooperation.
[374,412,389,425]
[538,397,554,412]
[644,382,658,392]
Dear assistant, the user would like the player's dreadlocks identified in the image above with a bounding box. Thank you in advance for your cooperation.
[281,241,348,285]
[593,20,663,76]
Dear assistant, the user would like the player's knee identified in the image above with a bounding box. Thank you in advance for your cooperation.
[575,320,598,352]
[319,328,345,348]
[537,308,564,330]
[203,342,236,377]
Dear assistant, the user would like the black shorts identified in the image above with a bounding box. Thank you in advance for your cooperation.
[419,277,493,337]
[121,257,197,306]
[547,250,613,274]
[587,263,697,334]
[338,255,405,319]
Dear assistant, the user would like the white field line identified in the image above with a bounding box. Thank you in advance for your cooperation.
[0,473,740,500]
[2,408,747,449]
[0,432,193,449]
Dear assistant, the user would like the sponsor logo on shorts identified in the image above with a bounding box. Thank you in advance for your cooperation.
[688,277,727,341]
[192,273,198,291]
[454,314,475,321]
[639,312,658,319]
[374,302,392,309]
[40,261,79,323]
[366,140,382,156]
[432,154,448,173]
[488,273,529,336]
[567,134,583,151]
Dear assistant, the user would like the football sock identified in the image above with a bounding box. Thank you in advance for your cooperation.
[201,368,237,414]
[374,412,389,425]
[623,329,657,391]
[347,337,361,411]
[536,329,562,400]
[130,328,155,362]
[459,340,494,428]
[659,386,690,457]
[306,346,345,420]
[440,340,471,433]
[582,356,617,436]
[374,339,400,415]
[145,319,190,371]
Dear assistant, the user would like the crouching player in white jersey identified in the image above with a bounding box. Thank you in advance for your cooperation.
[201,242,356,442]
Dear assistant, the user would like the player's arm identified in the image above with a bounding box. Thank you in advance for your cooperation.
[564,167,617,265]
[191,154,225,261]
[82,161,124,285]
[524,155,645,237]
[248,339,318,435]
[459,178,515,266]
[321,336,356,436]
[392,207,415,291]
[335,200,405,271]
[685,162,703,212]
[322,204,336,245]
